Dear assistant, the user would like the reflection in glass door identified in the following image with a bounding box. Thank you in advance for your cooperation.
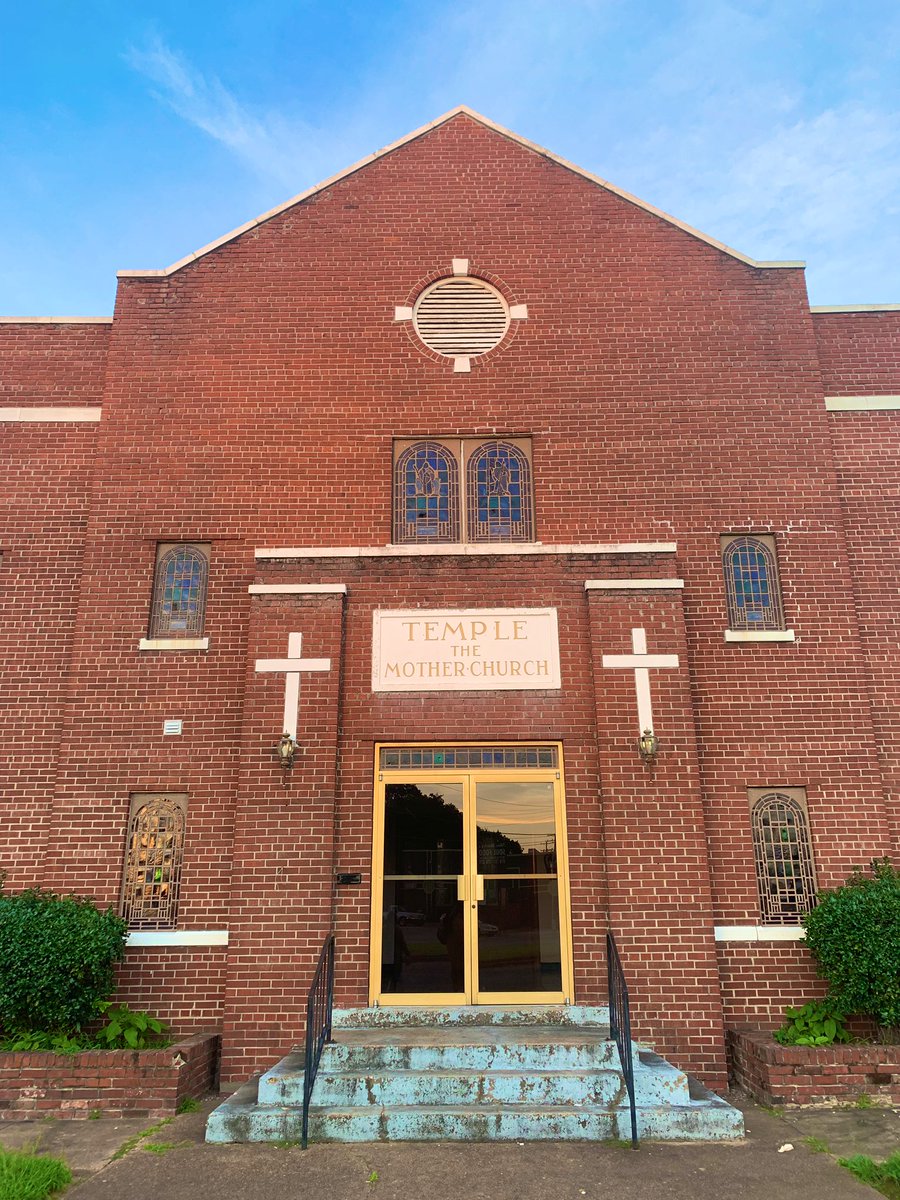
[371,746,572,1005]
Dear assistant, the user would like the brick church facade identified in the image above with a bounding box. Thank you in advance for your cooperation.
[2,108,898,1093]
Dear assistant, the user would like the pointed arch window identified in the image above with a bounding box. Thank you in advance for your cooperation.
[750,789,817,923]
[149,543,209,637]
[120,794,187,929]
[722,535,785,631]
[394,442,460,544]
[392,438,534,544]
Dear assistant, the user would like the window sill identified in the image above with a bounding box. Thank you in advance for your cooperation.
[724,629,795,643]
[714,924,805,942]
[126,929,228,947]
[138,637,209,651]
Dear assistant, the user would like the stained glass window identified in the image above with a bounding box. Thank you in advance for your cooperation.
[466,440,533,542]
[723,536,785,631]
[120,795,187,929]
[393,442,460,544]
[751,791,816,923]
[149,544,209,637]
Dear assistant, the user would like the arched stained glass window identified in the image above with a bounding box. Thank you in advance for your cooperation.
[120,795,187,929]
[393,442,460,544]
[149,544,209,637]
[466,440,533,543]
[723,535,785,631]
[751,791,816,923]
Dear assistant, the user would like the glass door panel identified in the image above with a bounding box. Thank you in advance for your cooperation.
[476,878,562,994]
[380,780,467,999]
[473,781,564,999]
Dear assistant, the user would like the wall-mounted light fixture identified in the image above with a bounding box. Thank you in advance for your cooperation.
[638,728,659,764]
[276,732,297,770]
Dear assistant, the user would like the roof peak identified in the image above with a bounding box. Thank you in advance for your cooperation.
[117,106,805,280]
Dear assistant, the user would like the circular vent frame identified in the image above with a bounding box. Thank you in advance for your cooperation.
[412,276,511,359]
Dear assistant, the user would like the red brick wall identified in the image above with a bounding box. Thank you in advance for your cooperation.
[2,114,897,1090]
[729,1029,900,1106]
[813,311,900,395]
[0,1032,218,1120]
[114,949,227,1028]
[0,322,109,887]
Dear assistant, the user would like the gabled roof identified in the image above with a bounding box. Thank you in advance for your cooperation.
[117,106,804,279]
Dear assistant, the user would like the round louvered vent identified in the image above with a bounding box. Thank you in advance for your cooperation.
[413,277,510,357]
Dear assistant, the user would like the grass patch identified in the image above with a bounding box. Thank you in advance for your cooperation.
[111,1117,173,1161]
[143,1141,191,1155]
[176,1096,201,1115]
[839,1151,900,1199]
[803,1136,830,1154]
[856,1093,876,1109]
[0,1145,71,1200]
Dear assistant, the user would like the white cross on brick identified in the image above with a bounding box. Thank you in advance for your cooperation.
[601,627,679,736]
[255,632,331,742]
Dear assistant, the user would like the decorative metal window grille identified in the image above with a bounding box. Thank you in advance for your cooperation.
[751,791,816,923]
[149,544,209,637]
[392,438,534,545]
[722,535,785,631]
[466,440,533,543]
[120,795,187,929]
[413,278,509,358]
[394,442,460,544]
[380,745,558,770]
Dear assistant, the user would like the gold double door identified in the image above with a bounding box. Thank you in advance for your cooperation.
[370,745,573,1005]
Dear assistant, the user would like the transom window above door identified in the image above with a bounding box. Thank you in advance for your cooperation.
[392,437,534,545]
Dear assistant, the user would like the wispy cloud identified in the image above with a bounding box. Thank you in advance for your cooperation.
[124,36,345,192]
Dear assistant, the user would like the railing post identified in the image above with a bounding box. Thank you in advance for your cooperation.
[607,931,639,1150]
[301,934,336,1150]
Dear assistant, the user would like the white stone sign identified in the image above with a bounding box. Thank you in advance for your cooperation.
[372,608,561,693]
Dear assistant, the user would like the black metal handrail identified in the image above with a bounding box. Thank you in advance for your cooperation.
[607,931,638,1149]
[301,933,336,1149]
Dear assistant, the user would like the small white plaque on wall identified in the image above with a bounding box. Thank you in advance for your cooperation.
[372,608,561,693]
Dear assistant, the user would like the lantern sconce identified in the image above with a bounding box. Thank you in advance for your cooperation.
[276,732,297,770]
[638,728,659,765]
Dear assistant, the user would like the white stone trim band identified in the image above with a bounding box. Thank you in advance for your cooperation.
[714,925,805,942]
[257,542,677,560]
[825,396,900,411]
[585,579,684,590]
[138,637,209,651]
[724,630,795,643]
[811,304,900,313]
[0,316,112,324]
[249,584,348,595]
[0,406,102,422]
[126,930,229,947]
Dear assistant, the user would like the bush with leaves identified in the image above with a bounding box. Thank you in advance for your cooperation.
[0,884,127,1035]
[774,999,852,1046]
[803,858,900,1038]
[95,1003,170,1050]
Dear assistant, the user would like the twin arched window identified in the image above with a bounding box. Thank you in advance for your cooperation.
[120,795,187,929]
[394,438,533,544]
[750,791,816,923]
[149,544,209,637]
[722,535,785,631]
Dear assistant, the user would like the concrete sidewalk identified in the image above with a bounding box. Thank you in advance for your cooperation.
[2,1093,897,1199]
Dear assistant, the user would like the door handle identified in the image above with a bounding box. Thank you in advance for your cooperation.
[474,875,485,902]
[457,876,466,902]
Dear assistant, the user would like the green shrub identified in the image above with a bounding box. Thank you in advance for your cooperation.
[95,1003,170,1050]
[774,999,852,1046]
[803,858,900,1035]
[0,886,127,1035]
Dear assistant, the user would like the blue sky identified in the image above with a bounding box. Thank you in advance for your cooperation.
[1,1,898,314]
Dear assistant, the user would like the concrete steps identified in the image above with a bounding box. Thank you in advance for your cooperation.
[206,1006,744,1144]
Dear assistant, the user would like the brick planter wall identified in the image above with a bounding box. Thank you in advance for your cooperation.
[0,1032,219,1120]
[729,1029,900,1106]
